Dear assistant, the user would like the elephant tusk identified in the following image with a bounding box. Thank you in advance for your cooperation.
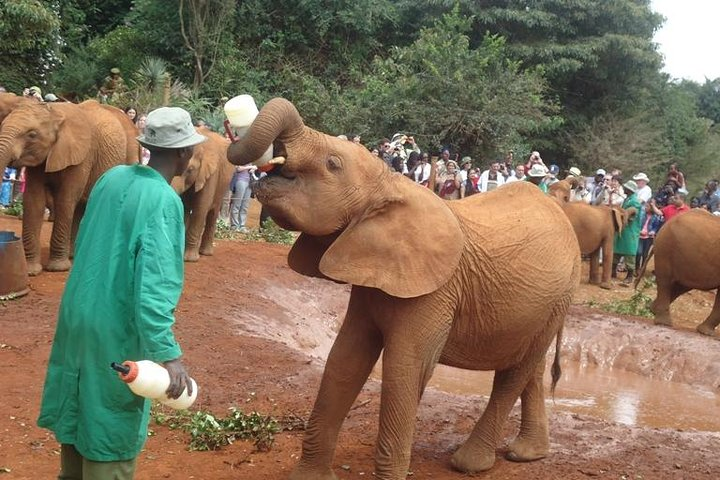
[268,156,286,165]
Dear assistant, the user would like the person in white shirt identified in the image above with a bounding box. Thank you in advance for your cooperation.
[413,153,432,186]
[633,172,652,203]
[458,156,472,183]
[506,165,526,183]
[478,162,506,192]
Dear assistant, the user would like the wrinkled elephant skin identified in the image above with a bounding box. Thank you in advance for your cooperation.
[227,98,581,479]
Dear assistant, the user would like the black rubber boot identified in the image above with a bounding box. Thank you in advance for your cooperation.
[621,270,634,287]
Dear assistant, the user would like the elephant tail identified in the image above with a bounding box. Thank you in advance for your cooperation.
[550,324,563,399]
[633,244,654,290]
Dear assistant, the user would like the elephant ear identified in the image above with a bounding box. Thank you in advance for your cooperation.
[46,105,93,173]
[288,233,337,280]
[308,177,464,298]
[193,128,220,192]
[611,207,624,235]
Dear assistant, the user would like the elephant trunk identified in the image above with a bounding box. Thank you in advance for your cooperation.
[0,128,21,173]
[226,98,304,166]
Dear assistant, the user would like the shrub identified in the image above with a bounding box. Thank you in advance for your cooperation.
[2,200,23,217]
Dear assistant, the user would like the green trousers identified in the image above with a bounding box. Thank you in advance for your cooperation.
[59,444,137,480]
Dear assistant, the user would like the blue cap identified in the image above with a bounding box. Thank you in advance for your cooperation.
[550,164,560,175]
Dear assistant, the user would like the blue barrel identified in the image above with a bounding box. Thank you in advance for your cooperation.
[0,231,29,298]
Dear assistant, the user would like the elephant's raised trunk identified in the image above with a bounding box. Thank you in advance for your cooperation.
[226,98,304,166]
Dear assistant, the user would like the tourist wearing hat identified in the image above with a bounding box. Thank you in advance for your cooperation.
[589,169,607,205]
[38,107,205,478]
[436,159,462,200]
[98,66,126,104]
[459,156,472,183]
[613,180,642,286]
[632,172,652,203]
[526,163,550,192]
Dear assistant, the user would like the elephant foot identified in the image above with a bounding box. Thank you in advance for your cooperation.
[506,435,549,463]
[653,313,673,327]
[184,250,200,262]
[45,258,72,272]
[450,443,496,473]
[696,323,717,337]
[26,261,43,276]
[288,465,338,480]
[199,244,214,256]
[599,282,611,290]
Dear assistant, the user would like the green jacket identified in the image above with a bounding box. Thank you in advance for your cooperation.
[613,193,642,256]
[38,165,185,462]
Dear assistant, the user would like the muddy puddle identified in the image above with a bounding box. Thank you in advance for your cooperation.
[421,361,720,431]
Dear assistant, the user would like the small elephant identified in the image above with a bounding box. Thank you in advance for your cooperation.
[227,98,580,479]
[637,209,720,336]
[562,202,629,289]
[171,127,235,261]
[548,176,581,203]
[0,100,137,274]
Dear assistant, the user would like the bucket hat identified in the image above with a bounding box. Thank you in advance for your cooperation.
[528,164,549,178]
[632,172,649,182]
[460,156,472,166]
[568,167,582,177]
[622,180,638,194]
[137,107,207,149]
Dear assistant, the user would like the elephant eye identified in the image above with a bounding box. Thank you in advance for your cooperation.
[326,156,342,172]
[27,130,38,139]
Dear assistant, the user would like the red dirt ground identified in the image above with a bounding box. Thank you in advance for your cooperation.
[1,204,719,480]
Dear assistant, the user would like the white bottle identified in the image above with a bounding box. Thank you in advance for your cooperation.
[223,94,273,167]
[112,360,198,410]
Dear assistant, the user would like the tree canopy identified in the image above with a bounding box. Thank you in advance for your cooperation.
[1,0,719,193]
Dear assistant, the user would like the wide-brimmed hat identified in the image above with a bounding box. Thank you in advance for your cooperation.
[460,156,472,166]
[568,167,582,177]
[29,86,42,96]
[137,107,207,149]
[528,164,549,177]
[633,172,649,182]
[623,180,638,193]
[446,160,458,169]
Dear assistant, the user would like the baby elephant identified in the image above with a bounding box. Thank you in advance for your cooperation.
[637,209,720,336]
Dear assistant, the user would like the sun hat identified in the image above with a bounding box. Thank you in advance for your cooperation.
[622,180,638,193]
[29,86,42,96]
[568,167,582,177]
[137,107,207,149]
[528,164,549,177]
[446,160,459,169]
[460,156,472,166]
[44,93,58,102]
[632,172,649,182]
[595,168,606,176]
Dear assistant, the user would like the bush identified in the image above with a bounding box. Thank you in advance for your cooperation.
[213,218,297,245]
[592,278,656,318]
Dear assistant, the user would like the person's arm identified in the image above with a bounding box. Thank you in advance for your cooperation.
[649,199,663,216]
[134,198,192,398]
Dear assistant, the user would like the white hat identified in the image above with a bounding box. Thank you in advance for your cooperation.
[137,107,207,149]
[633,172,649,182]
[528,164,549,177]
[595,168,606,176]
[44,93,58,102]
[623,180,638,193]
[568,167,581,177]
[677,188,689,196]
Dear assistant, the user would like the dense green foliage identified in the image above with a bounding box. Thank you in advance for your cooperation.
[2,0,719,191]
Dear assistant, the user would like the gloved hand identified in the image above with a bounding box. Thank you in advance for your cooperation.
[163,358,193,399]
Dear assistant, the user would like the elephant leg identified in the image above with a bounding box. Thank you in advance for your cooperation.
[45,194,77,272]
[652,282,689,327]
[199,207,219,256]
[69,203,85,259]
[588,250,601,285]
[21,169,46,276]
[506,361,549,462]
[601,240,614,288]
[184,209,205,263]
[290,295,383,480]
[697,290,720,336]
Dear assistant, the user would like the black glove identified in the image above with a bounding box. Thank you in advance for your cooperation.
[163,358,193,399]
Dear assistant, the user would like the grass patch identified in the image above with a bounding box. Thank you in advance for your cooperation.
[1,200,23,217]
[588,278,656,318]
[214,218,297,245]
[151,404,306,452]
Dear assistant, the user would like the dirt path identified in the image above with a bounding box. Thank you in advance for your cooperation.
[1,210,719,479]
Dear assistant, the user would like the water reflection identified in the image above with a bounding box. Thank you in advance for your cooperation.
[374,360,720,431]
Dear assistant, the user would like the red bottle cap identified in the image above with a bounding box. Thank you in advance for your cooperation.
[118,361,139,383]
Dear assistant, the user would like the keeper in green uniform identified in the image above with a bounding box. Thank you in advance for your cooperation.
[613,180,642,286]
[37,107,207,479]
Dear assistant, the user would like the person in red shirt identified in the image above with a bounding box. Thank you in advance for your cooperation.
[650,190,690,223]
